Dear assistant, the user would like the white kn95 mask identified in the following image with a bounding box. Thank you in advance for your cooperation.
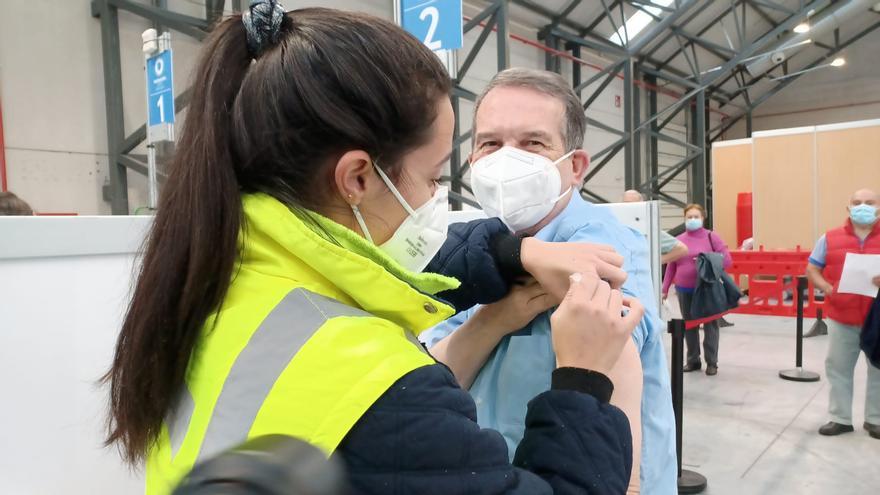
[470,146,575,232]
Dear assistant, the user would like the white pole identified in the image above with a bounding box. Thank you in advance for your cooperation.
[142,29,159,212]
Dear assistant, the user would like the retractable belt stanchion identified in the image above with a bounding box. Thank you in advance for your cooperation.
[669,319,707,494]
[779,276,821,382]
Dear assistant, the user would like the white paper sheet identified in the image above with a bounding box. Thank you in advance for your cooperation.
[837,253,880,297]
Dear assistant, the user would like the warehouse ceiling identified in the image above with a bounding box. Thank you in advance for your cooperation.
[473,0,880,132]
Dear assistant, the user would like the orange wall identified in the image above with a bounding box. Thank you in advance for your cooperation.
[752,132,817,250]
[815,125,880,236]
[711,142,752,248]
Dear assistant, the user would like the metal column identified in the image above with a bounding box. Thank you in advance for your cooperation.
[646,74,659,200]
[690,90,707,211]
[96,0,129,214]
[623,59,636,190]
[496,0,510,70]
[449,96,462,210]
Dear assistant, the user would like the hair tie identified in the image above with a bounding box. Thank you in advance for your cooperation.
[242,0,285,57]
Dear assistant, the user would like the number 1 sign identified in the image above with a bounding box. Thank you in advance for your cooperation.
[401,0,463,52]
[146,50,175,127]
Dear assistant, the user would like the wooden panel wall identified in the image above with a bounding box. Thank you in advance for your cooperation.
[752,133,816,250]
[815,125,880,236]
[711,142,752,248]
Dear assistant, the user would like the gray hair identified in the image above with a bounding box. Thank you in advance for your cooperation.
[472,68,586,152]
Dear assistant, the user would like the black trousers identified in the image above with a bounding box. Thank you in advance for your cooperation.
[677,290,720,366]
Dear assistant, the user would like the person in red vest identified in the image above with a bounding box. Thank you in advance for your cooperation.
[806,188,880,439]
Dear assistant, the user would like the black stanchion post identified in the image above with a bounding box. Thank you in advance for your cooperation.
[779,276,821,382]
[668,319,707,493]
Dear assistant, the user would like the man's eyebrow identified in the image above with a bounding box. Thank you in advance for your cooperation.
[521,130,554,141]
[474,132,498,142]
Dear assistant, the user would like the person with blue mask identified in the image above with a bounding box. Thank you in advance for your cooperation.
[662,203,733,376]
[421,68,677,495]
[806,188,880,439]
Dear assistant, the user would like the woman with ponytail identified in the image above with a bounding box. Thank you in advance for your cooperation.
[106,3,641,494]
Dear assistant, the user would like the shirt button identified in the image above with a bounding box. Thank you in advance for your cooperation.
[423,302,438,314]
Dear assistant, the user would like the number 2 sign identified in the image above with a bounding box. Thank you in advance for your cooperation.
[401,0,463,52]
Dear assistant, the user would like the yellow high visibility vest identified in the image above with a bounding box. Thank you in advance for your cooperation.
[144,193,458,494]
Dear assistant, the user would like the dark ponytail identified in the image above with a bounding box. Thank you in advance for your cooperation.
[105,7,450,464]
[105,17,252,464]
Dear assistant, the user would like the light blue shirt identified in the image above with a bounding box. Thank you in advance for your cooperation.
[422,194,677,495]
[809,235,828,268]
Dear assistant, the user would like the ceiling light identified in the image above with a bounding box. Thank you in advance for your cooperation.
[794,22,810,34]
[831,57,846,67]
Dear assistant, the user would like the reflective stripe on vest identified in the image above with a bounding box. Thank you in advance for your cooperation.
[194,288,369,462]
[147,287,433,494]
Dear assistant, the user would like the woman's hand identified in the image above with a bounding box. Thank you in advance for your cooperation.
[550,273,644,375]
[476,278,557,337]
[520,238,627,301]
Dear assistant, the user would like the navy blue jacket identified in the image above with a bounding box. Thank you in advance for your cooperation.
[862,290,880,368]
[334,363,633,494]
[426,219,525,313]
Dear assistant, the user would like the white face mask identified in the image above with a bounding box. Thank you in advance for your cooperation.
[351,164,449,273]
[470,146,575,232]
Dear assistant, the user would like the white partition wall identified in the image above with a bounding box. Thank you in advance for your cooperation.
[0,201,660,494]
[0,216,151,494]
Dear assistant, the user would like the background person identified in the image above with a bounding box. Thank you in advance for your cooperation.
[0,191,34,215]
[806,188,880,439]
[105,5,640,494]
[662,203,732,376]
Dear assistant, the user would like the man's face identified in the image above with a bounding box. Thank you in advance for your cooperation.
[849,190,878,209]
[470,86,587,191]
[848,189,879,224]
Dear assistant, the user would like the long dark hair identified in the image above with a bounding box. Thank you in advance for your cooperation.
[105,7,451,464]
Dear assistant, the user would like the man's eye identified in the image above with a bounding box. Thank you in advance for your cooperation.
[526,140,544,147]
[480,141,498,149]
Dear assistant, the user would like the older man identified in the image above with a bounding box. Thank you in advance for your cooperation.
[422,68,676,494]
[621,190,688,265]
[806,188,880,439]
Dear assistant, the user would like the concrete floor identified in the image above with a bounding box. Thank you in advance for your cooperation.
[667,314,880,495]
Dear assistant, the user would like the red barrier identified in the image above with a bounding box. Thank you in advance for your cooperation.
[727,247,825,318]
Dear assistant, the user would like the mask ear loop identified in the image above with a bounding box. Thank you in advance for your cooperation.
[350,204,374,244]
[552,149,577,165]
[551,149,578,202]
[373,163,416,217]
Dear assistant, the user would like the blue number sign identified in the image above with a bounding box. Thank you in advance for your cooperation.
[146,50,175,126]
[401,0,463,51]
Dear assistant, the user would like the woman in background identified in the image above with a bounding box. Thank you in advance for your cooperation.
[662,203,732,376]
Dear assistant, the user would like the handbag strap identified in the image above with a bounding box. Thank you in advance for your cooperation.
[707,231,717,252]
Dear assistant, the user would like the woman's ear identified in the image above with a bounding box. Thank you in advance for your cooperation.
[333,150,374,205]
[571,149,590,183]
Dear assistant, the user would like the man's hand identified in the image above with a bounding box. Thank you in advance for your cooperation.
[476,278,557,337]
[873,275,880,288]
[520,238,627,301]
